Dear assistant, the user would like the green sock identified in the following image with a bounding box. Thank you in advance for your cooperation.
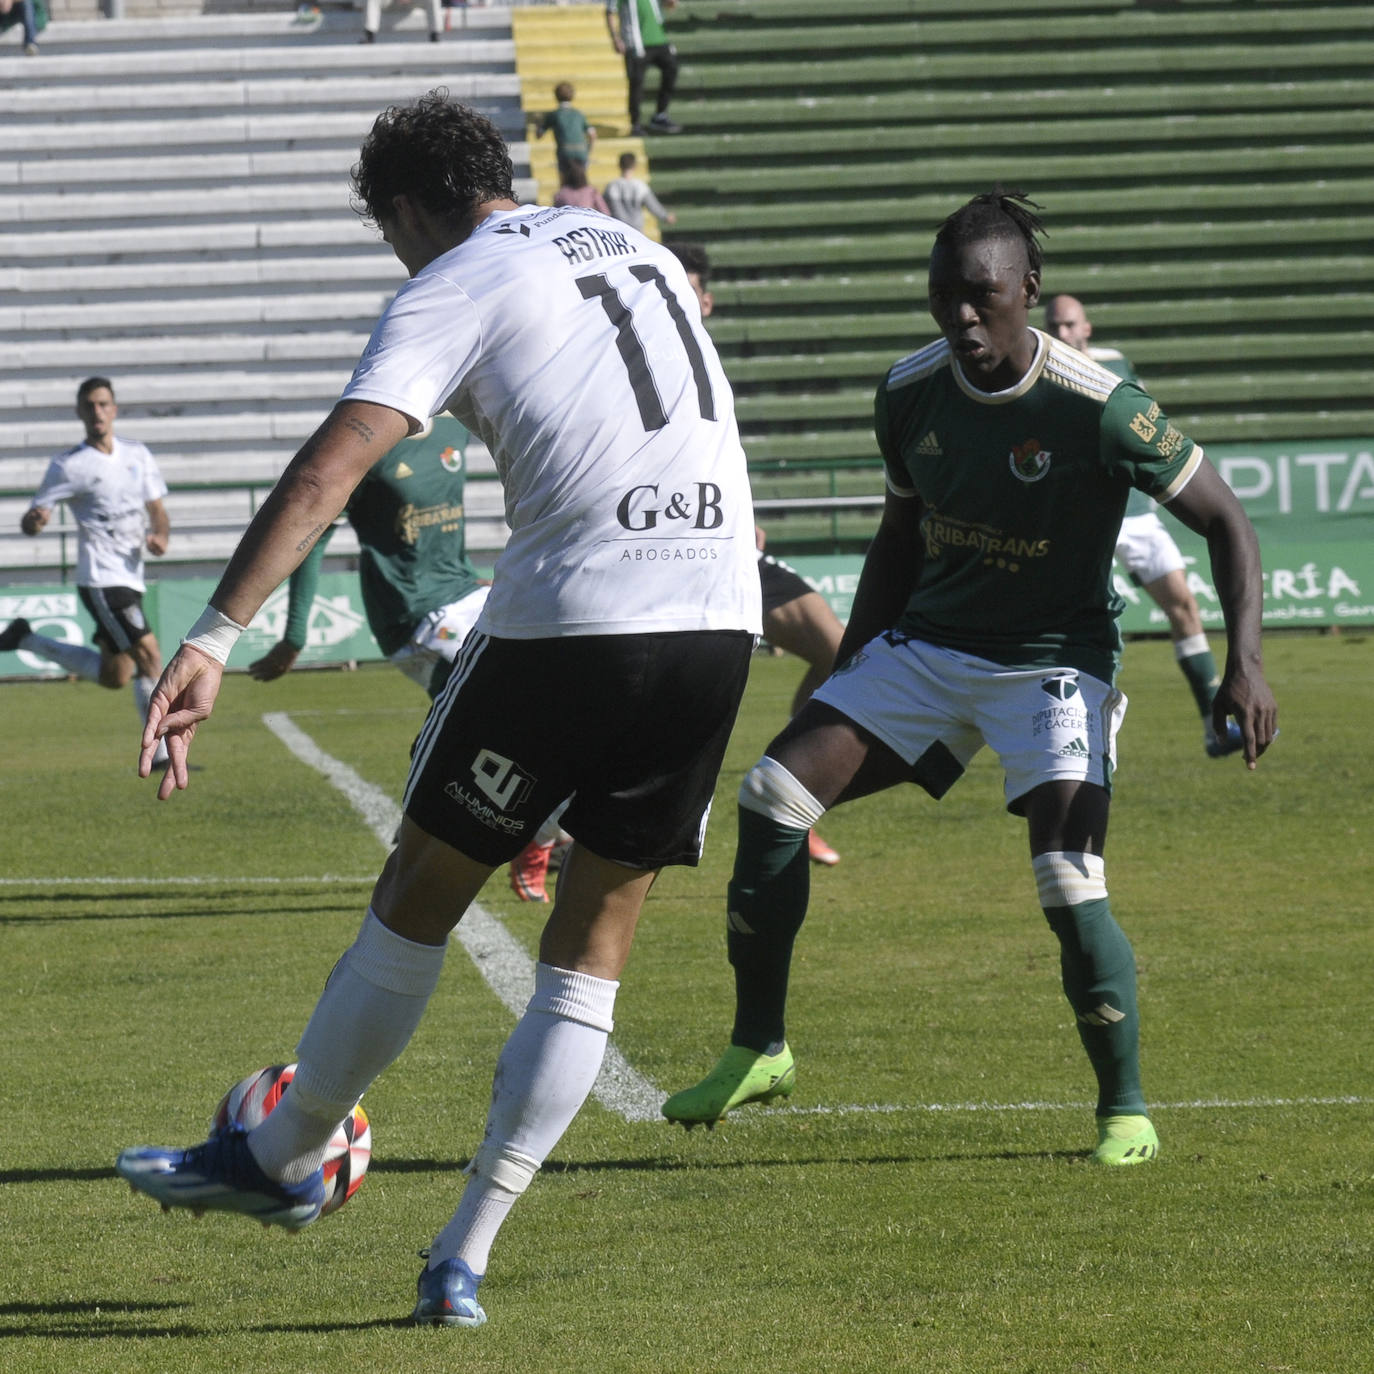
[726,806,810,1054]
[1042,897,1146,1117]
[1175,638,1220,718]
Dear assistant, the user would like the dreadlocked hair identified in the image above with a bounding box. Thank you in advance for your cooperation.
[934,187,1047,275]
[351,89,514,230]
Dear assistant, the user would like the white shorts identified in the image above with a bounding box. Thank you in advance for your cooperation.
[1115,512,1185,586]
[812,634,1127,811]
[389,585,490,689]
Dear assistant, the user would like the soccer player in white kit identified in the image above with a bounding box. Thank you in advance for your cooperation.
[1,377,172,767]
[115,94,761,1328]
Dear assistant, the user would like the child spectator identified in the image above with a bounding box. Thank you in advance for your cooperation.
[552,161,609,215]
[536,82,597,183]
[604,151,676,232]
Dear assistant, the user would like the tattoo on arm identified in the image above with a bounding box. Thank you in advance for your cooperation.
[343,415,376,444]
[296,523,327,553]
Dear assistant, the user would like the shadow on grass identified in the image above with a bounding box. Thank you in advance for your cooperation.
[0,888,369,925]
[0,1302,412,1339]
[376,1149,1090,1175]
[0,1165,117,1184]
[1,1142,1090,1192]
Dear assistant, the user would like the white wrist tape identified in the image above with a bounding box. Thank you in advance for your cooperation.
[181,605,247,665]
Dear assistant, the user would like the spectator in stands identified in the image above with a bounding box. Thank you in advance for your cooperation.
[606,0,682,135]
[360,0,443,45]
[662,190,1277,1165]
[1043,293,1244,758]
[1,377,171,766]
[552,160,609,214]
[0,0,42,55]
[604,151,676,232]
[670,242,846,867]
[535,81,596,184]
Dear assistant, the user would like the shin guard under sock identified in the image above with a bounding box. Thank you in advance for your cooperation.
[429,962,618,1274]
[1034,852,1146,1117]
[1175,633,1220,718]
[728,760,825,1052]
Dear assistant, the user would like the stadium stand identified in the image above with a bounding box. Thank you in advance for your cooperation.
[648,0,1374,550]
[3,0,1371,577]
[0,4,531,581]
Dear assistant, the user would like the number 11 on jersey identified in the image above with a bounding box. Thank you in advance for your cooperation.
[577,266,717,432]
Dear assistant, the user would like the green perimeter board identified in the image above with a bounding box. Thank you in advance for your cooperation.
[2,440,1371,677]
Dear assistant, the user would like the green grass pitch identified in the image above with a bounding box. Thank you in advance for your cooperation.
[2,630,1370,1373]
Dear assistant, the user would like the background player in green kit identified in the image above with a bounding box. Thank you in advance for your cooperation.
[246,416,571,900]
[247,415,485,699]
[663,190,1278,1164]
[1043,292,1244,759]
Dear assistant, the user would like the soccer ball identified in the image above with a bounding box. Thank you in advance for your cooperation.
[210,1063,371,1217]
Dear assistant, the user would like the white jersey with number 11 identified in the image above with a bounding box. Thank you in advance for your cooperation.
[343,204,761,641]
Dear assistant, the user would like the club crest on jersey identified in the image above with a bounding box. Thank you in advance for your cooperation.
[1010,439,1051,482]
[440,446,461,473]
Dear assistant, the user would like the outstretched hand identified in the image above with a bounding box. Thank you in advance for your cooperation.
[140,644,226,799]
[248,640,300,682]
[1212,661,1278,770]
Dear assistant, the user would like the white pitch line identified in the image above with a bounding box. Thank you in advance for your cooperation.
[0,875,376,887]
[261,711,664,1124]
[766,1094,1374,1118]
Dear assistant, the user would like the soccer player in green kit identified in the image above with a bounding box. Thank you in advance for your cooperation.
[246,415,486,699]
[663,190,1278,1163]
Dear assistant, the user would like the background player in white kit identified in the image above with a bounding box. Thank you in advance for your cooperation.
[115,93,761,1329]
[1042,294,1244,758]
[1,377,171,767]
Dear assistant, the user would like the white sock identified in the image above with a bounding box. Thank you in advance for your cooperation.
[27,632,100,680]
[427,962,618,1275]
[132,676,168,764]
[249,909,446,1184]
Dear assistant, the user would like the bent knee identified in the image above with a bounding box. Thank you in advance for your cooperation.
[1032,851,1107,908]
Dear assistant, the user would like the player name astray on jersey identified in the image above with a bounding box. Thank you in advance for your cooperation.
[551,224,635,267]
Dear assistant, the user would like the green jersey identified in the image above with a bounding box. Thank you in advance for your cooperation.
[537,105,592,162]
[285,417,483,657]
[876,329,1202,684]
[1089,345,1156,520]
[607,0,669,54]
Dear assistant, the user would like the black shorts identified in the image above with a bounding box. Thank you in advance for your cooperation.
[403,630,753,870]
[758,553,814,616]
[79,585,153,654]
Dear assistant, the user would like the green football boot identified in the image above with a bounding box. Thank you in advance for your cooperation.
[661,1044,796,1129]
[1092,1113,1160,1166]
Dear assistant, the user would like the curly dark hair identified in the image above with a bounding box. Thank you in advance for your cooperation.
[934,187,1047,275]
[667,242,711,287]
[351,90,515,229]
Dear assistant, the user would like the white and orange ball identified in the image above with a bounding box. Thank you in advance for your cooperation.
[211,1063,370,1216]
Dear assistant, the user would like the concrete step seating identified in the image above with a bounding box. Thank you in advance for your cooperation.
[645,79,1372,133]
[644,0,1373,489]
[679,178,1374,239]
[1,4,531,580]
